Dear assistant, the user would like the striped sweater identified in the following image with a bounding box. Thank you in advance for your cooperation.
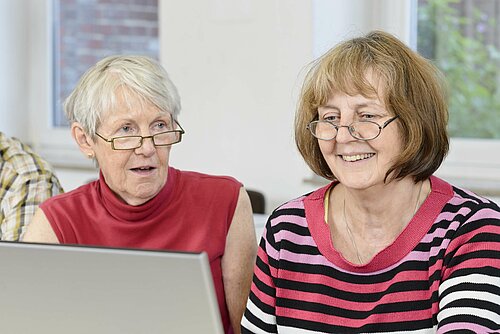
[242,176,500,333]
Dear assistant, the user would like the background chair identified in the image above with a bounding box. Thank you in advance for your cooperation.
[247,189,266,214]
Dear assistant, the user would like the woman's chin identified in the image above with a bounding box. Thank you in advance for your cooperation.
[119,186,162,206]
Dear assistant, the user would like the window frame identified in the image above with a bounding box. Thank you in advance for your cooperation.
[29,0,92,169]
[30,0,164,170]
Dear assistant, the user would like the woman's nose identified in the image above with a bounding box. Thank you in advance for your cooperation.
[134,136,156,156]
[335,125,356,143]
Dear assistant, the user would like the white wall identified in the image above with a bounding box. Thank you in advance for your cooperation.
[313,0,413,57]
[159,0,317,211]
[0,0,30,142]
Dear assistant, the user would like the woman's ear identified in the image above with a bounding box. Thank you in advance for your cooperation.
[71,122,95,159]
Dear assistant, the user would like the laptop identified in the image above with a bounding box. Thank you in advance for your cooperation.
[0,241,224,334]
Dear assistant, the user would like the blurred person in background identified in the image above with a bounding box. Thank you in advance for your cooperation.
[0,132,63,240]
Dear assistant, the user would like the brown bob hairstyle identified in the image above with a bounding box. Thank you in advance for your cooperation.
[295,30,449,183]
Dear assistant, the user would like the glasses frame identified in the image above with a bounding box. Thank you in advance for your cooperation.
[307,115,399,141]
[95,120,185,151]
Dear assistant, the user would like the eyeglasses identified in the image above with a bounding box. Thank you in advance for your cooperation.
[95,121,185,150]
[307,116,399,141]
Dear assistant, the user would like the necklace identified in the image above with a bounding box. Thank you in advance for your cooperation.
[342,198,364,264]
[324,181,425,265]
[324,187,364,263]
[413,180,424,216]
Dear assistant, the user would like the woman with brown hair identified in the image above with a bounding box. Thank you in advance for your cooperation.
[242,31,500,333]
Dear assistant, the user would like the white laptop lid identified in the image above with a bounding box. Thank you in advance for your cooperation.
[0,241,224,334]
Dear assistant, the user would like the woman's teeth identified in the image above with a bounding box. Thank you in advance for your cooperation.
[341,153,374,162]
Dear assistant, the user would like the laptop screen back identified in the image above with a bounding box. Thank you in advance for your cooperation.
[0,241,224,334]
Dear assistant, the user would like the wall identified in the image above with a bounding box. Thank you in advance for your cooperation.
[313,0,413,56]
[0,0,30,142]
[159,0,317,211]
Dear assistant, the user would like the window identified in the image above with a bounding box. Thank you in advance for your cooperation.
[53,0,159,127]
[416,0,500,197]
[30,0,159,168]
[417,0,500,139]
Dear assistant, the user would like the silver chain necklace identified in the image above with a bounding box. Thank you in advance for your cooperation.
[342,197,364,264]
[326,181,424,265]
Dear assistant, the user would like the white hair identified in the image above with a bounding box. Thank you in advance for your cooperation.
[63,55,181,137]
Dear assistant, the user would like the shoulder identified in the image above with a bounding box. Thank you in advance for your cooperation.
[258,191,321,256]
[273,195,307,217]
[170,168,243,211]
[437,181,500,246]
[270,185,330,220]
[0,134,56,177]
[448,183,500,221]
[41,181,96,208]
[264,191,317,237]
[431,176,500,224]
[174,167,240,183]
[174,168,241,187]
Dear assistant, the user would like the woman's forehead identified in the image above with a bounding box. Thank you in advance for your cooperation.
[99,96,171,126]
[318,93,386,114]
[337,69,383,92]
[105,88,167,115]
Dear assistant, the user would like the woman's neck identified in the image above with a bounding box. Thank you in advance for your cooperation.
[328,177,430,264]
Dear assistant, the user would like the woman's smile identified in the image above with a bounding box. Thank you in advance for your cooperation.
[339,153,375,162]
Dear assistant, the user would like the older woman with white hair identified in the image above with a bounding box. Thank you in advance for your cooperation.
[24,55,257,334]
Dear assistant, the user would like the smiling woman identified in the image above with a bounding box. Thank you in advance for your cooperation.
[242,30,500,333]
[315,84,404,190]
[22,55,257,334]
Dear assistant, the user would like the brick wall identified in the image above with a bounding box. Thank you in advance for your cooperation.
[54,0,159,126]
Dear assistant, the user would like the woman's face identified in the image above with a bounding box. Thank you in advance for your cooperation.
[317,79,402,191]
[92,91,173,206]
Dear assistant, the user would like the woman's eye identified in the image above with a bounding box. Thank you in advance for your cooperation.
[153,121,172,132]
[120,125,132,133]
[323,115,339,122]
[154,122,168,131]
[360,114,376,120]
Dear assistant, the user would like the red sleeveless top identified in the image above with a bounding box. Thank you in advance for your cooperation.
[40,167,241,333]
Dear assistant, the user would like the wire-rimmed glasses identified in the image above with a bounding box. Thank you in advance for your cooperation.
[95,120,185,150]
[307,116,399,141]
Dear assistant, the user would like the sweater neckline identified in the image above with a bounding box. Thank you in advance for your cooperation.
[305,175,453,272]
[98,167,177,222]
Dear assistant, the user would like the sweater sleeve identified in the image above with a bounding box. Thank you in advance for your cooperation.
[437,200,500,333]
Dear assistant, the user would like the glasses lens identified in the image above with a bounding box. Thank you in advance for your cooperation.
[113,136,142,150]
[309,121,337,140]
[349,121,381,140]
[154,131,182,146]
